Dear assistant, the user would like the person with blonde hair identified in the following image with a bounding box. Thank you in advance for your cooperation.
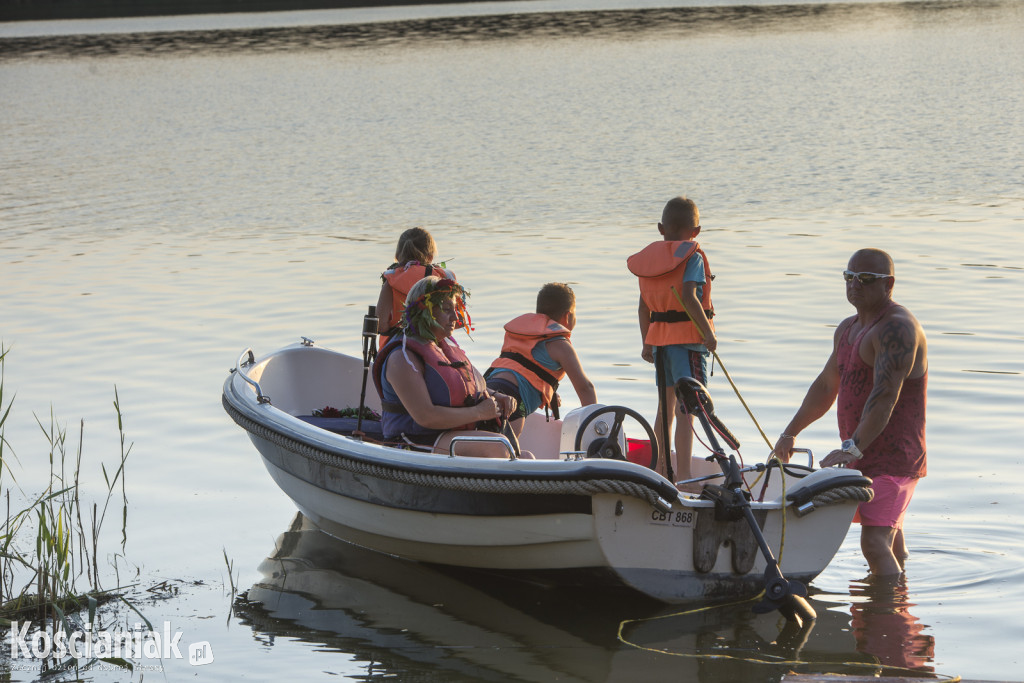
[376,227,456,345]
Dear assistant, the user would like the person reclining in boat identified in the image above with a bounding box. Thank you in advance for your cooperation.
[484,282,598,438]
[372,276,524,458]
[375,227,457,347]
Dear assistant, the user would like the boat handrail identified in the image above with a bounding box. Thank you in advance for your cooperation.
[448,435,518,460]
[790,447,814,469]
[234,348,271,404]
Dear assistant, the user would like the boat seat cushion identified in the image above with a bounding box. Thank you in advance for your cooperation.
[297,415,385,441]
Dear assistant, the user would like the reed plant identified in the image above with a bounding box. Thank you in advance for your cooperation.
[0,344,134,629]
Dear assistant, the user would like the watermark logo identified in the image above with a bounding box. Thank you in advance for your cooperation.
[8,621,212,667]
[189,641,214,666]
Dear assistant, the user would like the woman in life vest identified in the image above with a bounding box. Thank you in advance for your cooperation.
[376,227,456,346]
[373,276,522,458]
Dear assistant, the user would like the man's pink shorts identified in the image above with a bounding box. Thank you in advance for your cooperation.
[854,475,919,528]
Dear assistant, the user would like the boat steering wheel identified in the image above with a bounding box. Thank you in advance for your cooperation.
[573,406,659,470]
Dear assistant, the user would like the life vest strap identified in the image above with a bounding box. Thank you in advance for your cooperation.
[380,399,408,415]
[495,351,560,390]
[649,309,715,323]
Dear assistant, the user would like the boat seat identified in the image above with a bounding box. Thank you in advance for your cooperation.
[297,415,385,442]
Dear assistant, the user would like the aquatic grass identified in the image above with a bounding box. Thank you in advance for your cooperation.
[0,346,15,485]
[223,548,237,598]
[0,345,136,634]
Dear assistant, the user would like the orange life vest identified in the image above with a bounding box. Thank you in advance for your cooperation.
[486,313,569,408]
[627,240,715,347]
[380,262,455,342]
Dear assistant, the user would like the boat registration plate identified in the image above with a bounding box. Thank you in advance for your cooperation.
[649,508,695,528]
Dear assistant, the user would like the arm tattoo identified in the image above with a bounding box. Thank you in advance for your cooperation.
[865,319,915,414]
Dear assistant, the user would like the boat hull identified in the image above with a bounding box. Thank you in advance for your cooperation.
[224,341,870,603]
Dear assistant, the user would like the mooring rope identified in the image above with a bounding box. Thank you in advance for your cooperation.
[616,599,962,681]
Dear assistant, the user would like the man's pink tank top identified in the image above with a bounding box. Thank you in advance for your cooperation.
[837,303,927,478]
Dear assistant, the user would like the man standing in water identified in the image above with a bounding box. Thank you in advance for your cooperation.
[773,249,928,576]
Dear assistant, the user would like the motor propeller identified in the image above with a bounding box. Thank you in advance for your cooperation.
[753,562,817,625]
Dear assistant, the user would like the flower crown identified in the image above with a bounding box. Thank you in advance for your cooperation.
[401,278,473,341]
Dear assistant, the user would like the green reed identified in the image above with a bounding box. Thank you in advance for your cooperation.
[0,344,133,626]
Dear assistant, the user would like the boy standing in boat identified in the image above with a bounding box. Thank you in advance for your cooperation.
[485,283,598,438]
[773,248,928,577]
[628,197,717,488]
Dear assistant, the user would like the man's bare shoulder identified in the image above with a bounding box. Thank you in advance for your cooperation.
[881,303,927,340]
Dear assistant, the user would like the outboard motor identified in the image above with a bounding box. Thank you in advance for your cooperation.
[675,377,817,627]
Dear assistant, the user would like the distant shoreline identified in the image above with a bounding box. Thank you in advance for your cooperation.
[0,0,484,23]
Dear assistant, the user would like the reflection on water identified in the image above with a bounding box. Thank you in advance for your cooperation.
[0,0,1013,59]
[849,576,935,676]
[235,513,932,682]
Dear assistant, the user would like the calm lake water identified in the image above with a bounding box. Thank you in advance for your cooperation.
[2,0,1023,679]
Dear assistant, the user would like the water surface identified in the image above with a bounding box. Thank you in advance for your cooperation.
[1,0,1023,679]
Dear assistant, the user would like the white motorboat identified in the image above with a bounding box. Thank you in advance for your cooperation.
[223,332,872,620]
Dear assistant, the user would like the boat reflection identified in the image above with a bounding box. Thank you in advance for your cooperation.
[849,576,935,675]
[235,513,889,682]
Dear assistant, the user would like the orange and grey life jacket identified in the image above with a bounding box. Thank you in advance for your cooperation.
[486,313,569,409]
[380,262,455,342]
[372,334,487,439]
[627,240,715,346]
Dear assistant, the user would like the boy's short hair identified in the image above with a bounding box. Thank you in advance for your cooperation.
[395,227,436,265]
[537,283,575,319]
[662,196,699,232]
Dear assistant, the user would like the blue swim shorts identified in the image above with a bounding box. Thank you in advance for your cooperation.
[654,344,709,388]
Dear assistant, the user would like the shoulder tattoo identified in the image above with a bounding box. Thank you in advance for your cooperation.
[875,318,915,382]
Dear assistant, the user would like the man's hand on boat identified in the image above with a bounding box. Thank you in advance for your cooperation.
[818,448,860,469]
[774,434,860,469]
[773,434,796,463]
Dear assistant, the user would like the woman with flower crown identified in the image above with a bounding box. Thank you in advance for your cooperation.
[372,276,523,458]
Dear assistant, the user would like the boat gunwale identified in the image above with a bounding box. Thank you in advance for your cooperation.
[222,361,682,504]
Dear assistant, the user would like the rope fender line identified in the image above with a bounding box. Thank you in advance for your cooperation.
[809,484,874,507]
[225,399,871,520]
[223,396,667,507]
